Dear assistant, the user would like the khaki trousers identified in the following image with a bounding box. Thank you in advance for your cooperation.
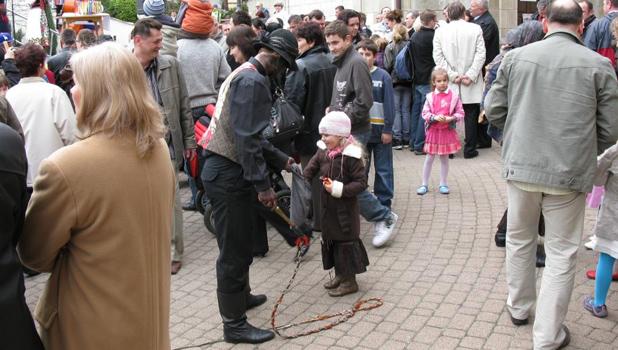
[505,182,585,349]
[172,177,184,262]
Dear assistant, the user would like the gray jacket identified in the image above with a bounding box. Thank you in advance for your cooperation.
[157,55,196,168]
[485,30,618,193]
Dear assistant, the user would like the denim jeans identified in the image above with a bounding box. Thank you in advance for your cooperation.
[411,84,431,151]
[392,85,413,142]
[366,141,394,208]
[352,130,392,222]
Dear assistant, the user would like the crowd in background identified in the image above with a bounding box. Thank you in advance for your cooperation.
[2,0,618,349]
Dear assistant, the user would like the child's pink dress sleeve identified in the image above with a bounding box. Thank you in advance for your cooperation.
[421,95,434,122]
[453,96,465,122]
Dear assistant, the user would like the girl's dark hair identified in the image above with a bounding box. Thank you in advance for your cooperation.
[15,43,46,77]
[226,25,257,59]
[385,9,403,23]
[296,21,325,47]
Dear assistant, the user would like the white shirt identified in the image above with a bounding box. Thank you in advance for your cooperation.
[6,77,76,186]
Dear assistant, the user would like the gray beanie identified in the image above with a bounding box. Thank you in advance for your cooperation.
[143,0,165,16]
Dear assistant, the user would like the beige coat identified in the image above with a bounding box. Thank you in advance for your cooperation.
[433,19,486,104]
[18,134,175,350]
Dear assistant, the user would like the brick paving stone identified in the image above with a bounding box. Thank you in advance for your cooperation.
[21,147,618,349]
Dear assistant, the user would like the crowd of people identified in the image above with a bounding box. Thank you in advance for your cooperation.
[1,0,618,349]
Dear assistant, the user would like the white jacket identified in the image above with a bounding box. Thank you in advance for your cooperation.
[6,77,75,186]
[432,19,486,104]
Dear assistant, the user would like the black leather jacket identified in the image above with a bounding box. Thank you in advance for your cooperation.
[284,45,336,156]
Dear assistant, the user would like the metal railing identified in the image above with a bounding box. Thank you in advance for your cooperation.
[6,2,60,55]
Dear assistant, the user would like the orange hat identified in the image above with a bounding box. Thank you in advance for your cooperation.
[181,0,214,36]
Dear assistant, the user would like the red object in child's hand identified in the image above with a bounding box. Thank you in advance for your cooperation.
[189,154,199,178]
[205,104,216,117]
[295,235,310,247]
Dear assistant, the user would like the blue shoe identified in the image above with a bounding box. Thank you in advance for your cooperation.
[439,185,450,194]
[583,296,608,318]
[416,185,428,195]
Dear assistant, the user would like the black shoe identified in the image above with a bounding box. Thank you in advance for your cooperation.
[449,154,454,159]
[536,245,546,268]
[414,150,426,155]
[393,139,403,150]
[495,231,506,247]
[558,325,570,349]
[246,293,267,310]
[182,201,197,211]
[463,150,479,159]
[510,315,529,326]
[477,143,492,149]
[223,319,275,344]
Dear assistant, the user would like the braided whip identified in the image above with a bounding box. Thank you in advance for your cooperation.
[270,246,384,339]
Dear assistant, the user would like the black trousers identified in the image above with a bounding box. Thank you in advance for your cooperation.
[202,154,297,293]
[463,103,491,156]
[203,154,259,293]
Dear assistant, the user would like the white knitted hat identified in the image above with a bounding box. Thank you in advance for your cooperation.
[318,111,351,137]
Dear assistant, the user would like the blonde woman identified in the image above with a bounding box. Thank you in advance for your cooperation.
[18,43,175,350]
[383,23,412,149]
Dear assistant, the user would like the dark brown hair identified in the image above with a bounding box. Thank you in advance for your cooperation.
[131,18,162,39]
[324,19,349,39]
[15,43,46,77]
[226,24,257,59]
[357,38,378,54]
[296,21,325,47]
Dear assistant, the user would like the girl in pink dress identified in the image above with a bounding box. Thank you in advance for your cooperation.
[417,68,464,195]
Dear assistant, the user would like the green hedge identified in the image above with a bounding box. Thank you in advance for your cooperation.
[103,0,137,22]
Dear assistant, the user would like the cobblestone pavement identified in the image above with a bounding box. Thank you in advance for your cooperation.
[25,145,618,349]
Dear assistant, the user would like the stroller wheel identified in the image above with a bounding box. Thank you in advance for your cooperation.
[196,191,206,214]
[275,189,291,217]
[204,203,216,235]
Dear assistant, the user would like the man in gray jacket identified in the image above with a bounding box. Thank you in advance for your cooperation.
[485,1,618,348]
[133,18,197,275]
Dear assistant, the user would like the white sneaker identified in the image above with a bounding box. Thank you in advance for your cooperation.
[584,235,597,250]
[372,212,398,248]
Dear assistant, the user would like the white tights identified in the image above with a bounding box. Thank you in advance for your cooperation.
[422,154,449,187]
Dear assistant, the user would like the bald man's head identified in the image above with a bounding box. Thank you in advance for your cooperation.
[546,0,583,25]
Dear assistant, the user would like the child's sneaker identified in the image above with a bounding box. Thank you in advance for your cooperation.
[372,212,398,248]
[583,296,608,318]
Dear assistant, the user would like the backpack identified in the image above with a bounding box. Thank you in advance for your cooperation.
[394,43,414,82]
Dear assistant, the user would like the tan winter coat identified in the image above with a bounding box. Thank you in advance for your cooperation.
[18,134,175,350]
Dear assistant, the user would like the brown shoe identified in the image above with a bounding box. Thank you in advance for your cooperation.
[328,276,358,297]
[323,274,343,289]
[171,261,182,275]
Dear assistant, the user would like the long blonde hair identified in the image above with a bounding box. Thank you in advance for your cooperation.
[71,42,165,158]
[392,23,408,43]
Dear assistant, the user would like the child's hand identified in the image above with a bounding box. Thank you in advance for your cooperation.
[437,115,446,123]
[444,116,454,123]
[322,177,333,193]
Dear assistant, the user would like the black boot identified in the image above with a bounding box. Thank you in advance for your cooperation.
[536,244,545,268]
[218,291,274,344]
[244,277,267,310]
[494,231,506,247]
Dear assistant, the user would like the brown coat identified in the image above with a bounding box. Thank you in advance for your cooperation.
[18,134,175,350]
[303,142,367,241]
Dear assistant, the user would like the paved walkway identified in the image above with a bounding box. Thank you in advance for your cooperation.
[25,145,618,349]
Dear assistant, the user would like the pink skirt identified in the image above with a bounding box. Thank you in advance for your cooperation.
[423,124,461,155]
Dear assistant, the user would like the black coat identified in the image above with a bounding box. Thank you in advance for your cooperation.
[0,123,44,350]
[285,45,337,155]
[474,11,500,66]
[303,144,367,241]
[409,27,436,86]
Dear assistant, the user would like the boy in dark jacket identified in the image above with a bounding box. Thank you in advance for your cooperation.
[325,20,399,248]
[357,39,395,212]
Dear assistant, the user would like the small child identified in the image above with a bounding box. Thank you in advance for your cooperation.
[417,67,464,195]
[356,39,394,208]
[583,141,618,318]
[303,111,369,297]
